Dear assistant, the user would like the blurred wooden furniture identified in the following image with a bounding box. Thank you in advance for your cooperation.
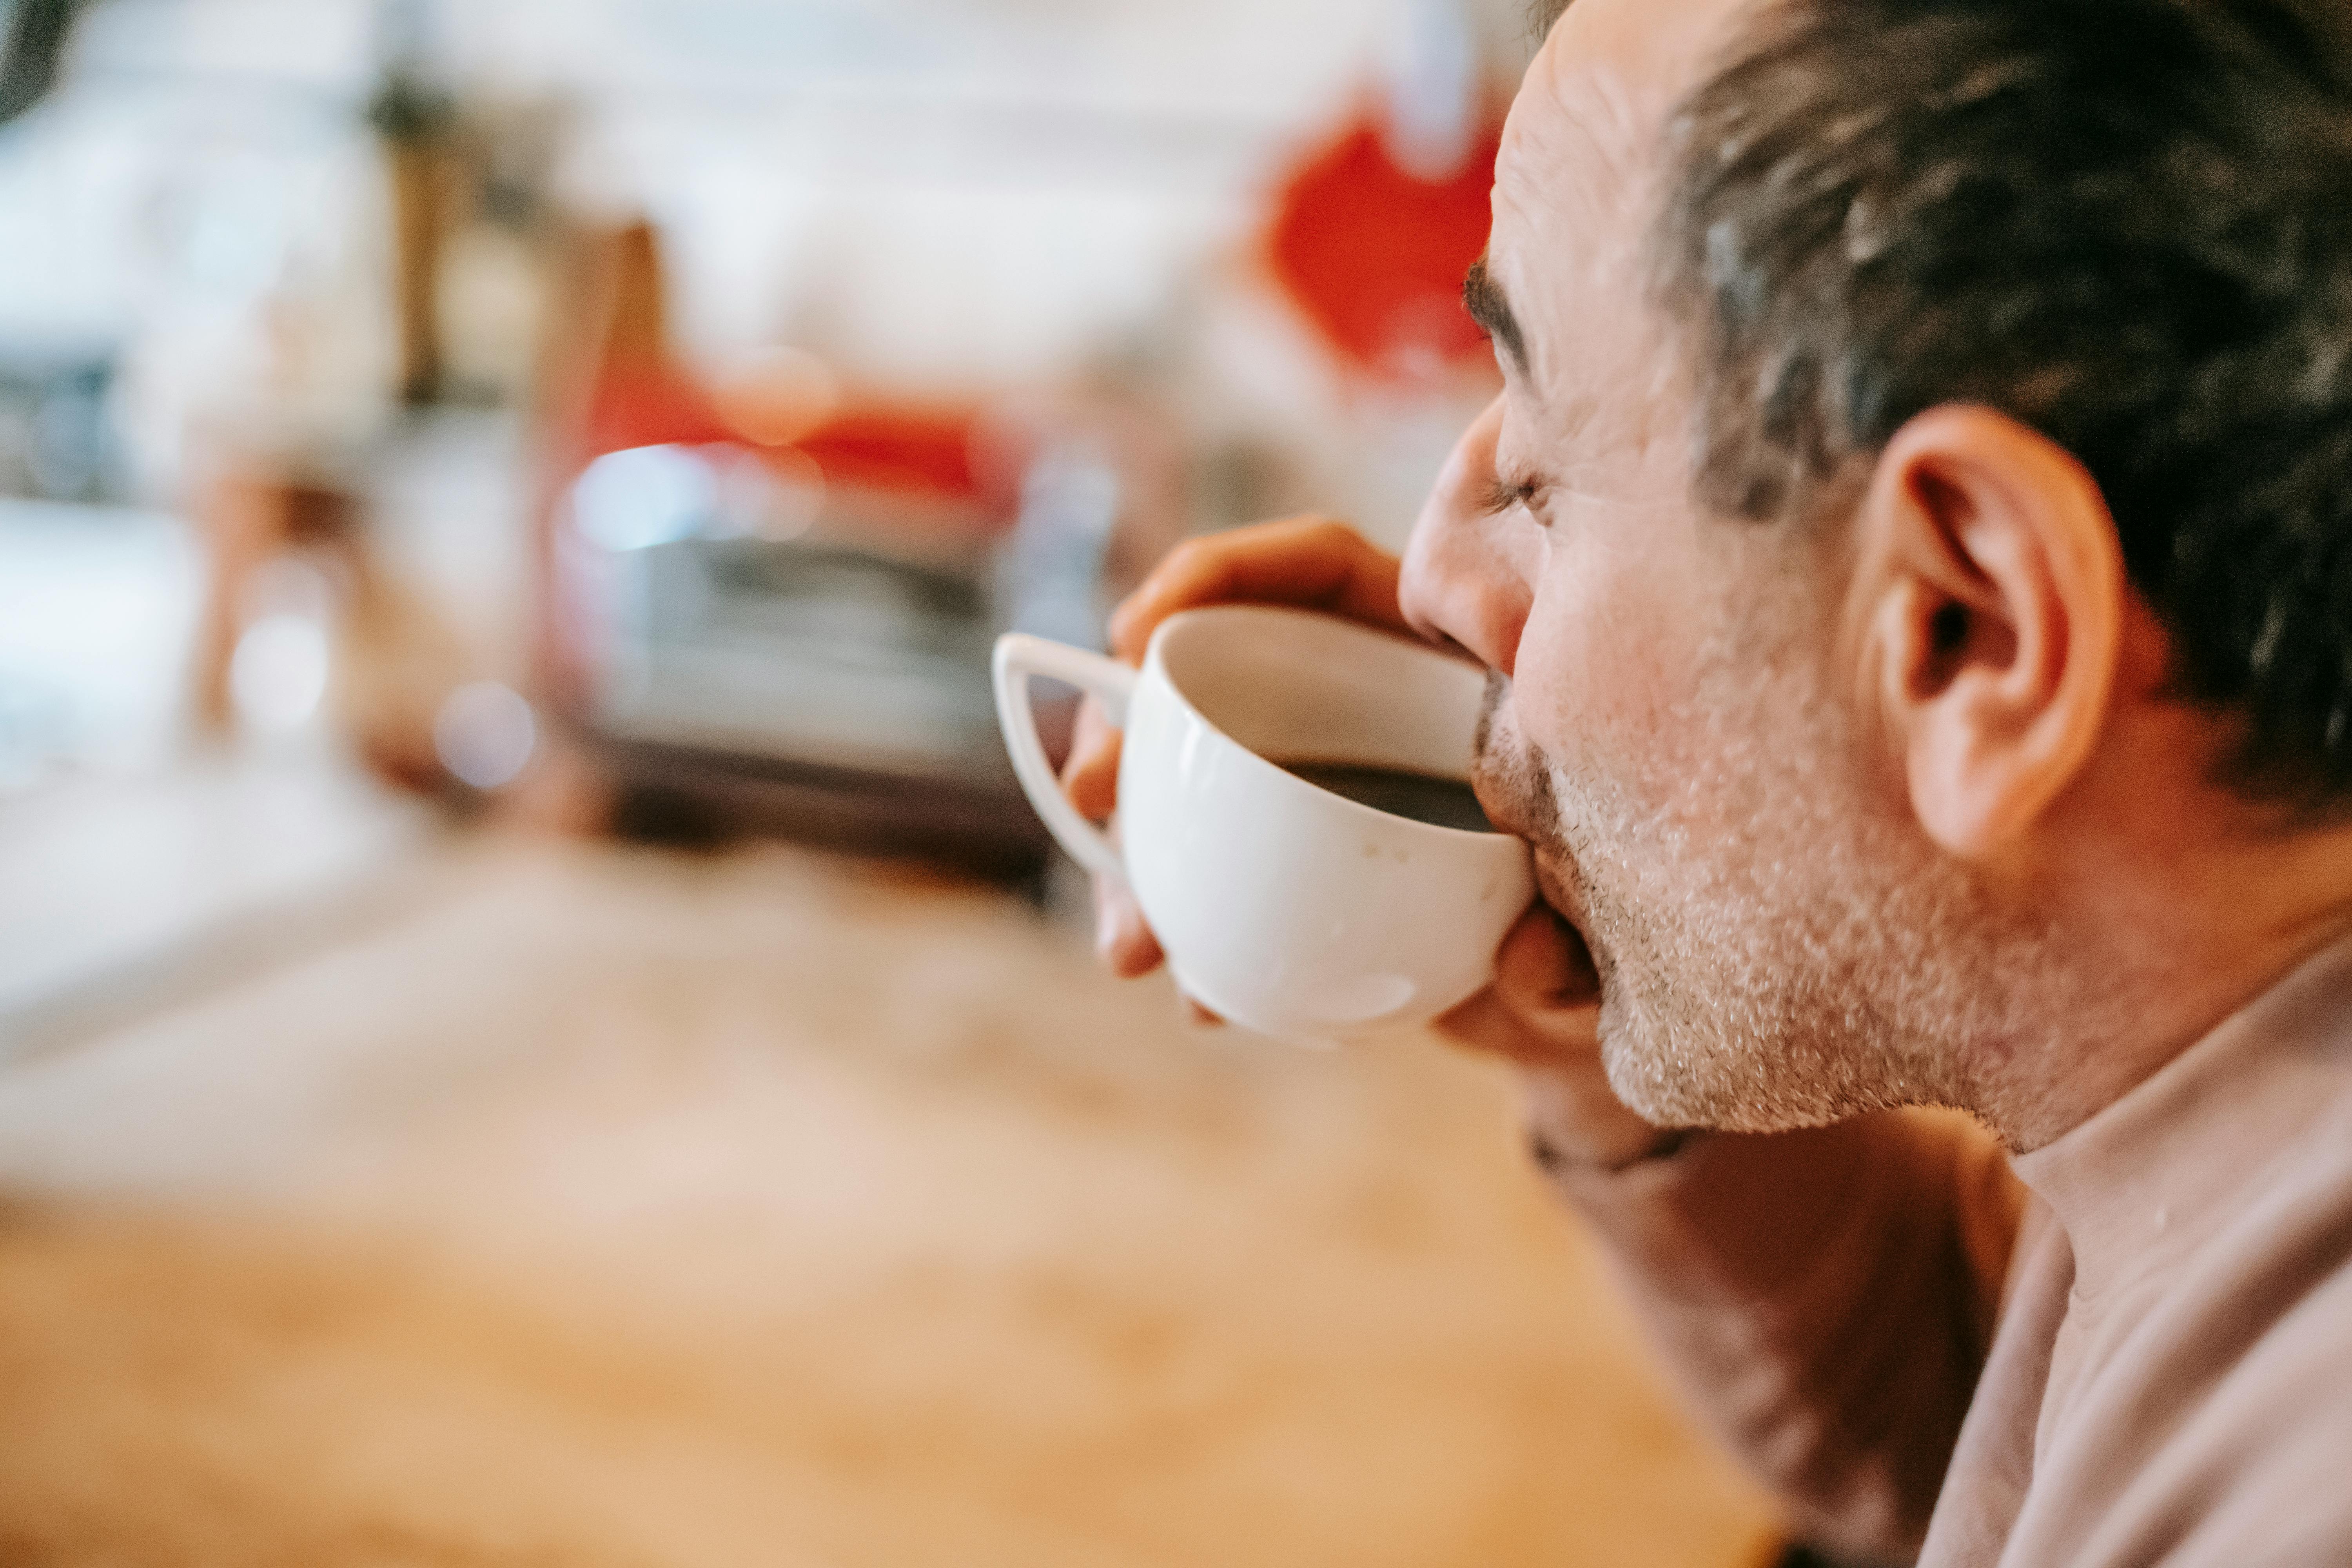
[527,220,1053,878]
[187,456,473,794]
[188,466,354,737]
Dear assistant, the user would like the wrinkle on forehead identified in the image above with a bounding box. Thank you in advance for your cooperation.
[1501,0,1753,246]
[1522,22,1651,213]
[1488,0,1752,413]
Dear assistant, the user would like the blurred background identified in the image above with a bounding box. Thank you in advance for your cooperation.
[0,0,1788,1561]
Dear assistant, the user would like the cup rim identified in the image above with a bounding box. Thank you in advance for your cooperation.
[1143,605,1507,845]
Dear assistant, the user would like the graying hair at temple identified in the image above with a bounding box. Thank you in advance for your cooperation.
[1642,0,2352,809]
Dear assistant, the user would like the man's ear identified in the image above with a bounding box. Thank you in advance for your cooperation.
[1854,405,2125,860]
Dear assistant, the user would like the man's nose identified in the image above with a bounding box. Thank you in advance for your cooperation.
[1400,396,1536,678]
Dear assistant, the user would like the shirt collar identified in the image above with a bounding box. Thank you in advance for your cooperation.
[2011,931,2352,1302]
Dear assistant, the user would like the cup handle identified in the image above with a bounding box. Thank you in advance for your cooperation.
[992,633,1137,882]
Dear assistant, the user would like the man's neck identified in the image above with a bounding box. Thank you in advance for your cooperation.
[1979,815,2352,1153]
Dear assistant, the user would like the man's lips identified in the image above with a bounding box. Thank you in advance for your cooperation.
[1469,767,1592,932]
[1470,775,1536,841]
[1467,744,1531,843]
[1530,851,1589,933]
[1467,677,1596,936]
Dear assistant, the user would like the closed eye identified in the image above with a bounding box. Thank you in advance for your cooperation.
[1477,472,1548,518]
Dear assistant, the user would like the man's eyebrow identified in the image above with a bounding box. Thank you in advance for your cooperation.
[1463,258,1530,378]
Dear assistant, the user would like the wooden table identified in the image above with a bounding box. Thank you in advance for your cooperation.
[0,838,1776,1566]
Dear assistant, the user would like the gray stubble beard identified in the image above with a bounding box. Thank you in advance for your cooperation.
[1481,590,2078,1142]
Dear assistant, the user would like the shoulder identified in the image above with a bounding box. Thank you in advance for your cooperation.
[2091,1241,2352,1564]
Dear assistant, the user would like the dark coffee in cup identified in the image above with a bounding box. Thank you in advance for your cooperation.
[1276,760,1497,834]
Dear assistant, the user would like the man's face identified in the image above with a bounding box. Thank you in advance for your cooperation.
[1401,0,2020,1130]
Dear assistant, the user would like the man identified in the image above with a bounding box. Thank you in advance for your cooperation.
[1064,0,2352,1563]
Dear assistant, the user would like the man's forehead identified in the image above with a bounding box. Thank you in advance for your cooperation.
[1529,0,1756,93]
[1500,0,1753,214]
[1487,0,1755,367]
[1492,51,1635,268]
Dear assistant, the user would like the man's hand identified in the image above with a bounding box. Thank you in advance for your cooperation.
[1060,515,1679,1169]
[1434,903,1685,1172]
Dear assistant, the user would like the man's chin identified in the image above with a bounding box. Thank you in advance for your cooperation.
[1597,1037,1749,1135]
[1597,1023,1875,1138]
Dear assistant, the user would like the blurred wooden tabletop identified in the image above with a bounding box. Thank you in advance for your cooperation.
[0,837,1777,1567]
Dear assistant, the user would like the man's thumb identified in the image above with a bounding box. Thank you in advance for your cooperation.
[1491,903,1601,1013]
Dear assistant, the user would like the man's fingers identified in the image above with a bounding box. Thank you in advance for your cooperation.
[1433,909,1672,1171]
[1432,986,1557,1067]
[1092,874,1165,979]
[1073,515,1405,1001]
[1491,902,1602,1013]
[1432,903,1603,1068]
[1108,517,1409,664]
[1061,699,1122,822]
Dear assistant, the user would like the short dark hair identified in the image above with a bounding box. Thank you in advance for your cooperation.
[1656,0,2352,806]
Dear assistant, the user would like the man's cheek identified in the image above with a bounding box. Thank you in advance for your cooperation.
[1517,551,1693,767]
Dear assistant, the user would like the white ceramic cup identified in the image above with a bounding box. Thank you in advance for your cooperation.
[993,605,1534,1041]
